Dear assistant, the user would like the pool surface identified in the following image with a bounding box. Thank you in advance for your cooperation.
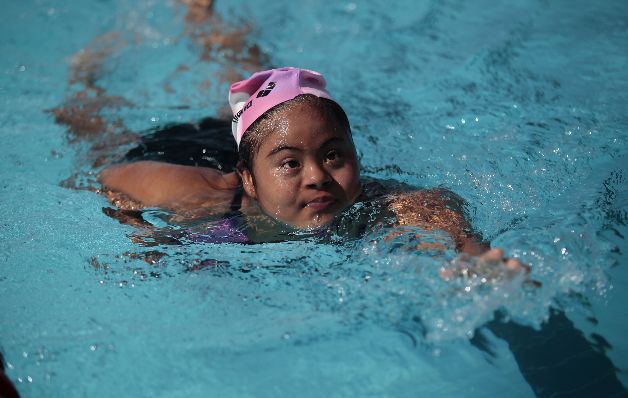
[1,0,627,397]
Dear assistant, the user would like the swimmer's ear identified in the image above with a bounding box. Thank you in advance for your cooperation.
[237,162,257,200]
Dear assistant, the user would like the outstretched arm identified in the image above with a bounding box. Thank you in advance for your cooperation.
[388,188,527,275]
[98,161,240,211]
[388,188,487,255]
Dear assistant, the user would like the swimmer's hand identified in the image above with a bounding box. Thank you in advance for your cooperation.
[441,248,534,284]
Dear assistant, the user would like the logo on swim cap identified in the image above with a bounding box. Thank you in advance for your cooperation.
[256,82,276,98]
[228,67,333,148]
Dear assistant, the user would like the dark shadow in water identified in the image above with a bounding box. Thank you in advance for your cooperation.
[472,310,628,398]
[0,352,20,398]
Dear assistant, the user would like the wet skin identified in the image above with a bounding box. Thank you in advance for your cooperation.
[239,102,362,229]
[97,105,527,275]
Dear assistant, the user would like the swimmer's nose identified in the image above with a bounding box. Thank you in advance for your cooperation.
[304,162,331,189]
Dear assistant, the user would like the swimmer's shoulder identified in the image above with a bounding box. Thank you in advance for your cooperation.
[357,177,424,200]
[357,177,468,228]
[359,177,463,203]
[356,178,483,252]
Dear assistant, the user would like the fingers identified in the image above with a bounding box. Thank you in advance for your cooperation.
[478,247,533,279]
[439,268,454,280]
[505,258,522,272]
[444,246,536,285]
[479,248,504,263]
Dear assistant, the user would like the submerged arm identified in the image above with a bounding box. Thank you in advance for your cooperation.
[98,161,239,211]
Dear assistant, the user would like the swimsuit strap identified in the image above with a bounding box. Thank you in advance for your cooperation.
[228,184,244,213]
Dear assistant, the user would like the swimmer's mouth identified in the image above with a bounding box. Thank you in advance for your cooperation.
[304,195,336,211]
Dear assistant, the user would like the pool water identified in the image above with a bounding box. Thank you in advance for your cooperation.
[1,0,627,397]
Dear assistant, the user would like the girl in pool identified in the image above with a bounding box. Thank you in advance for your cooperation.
[99,67,525,272]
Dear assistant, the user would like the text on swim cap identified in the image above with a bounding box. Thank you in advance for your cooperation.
[232,100,252,123]
[232,82,277,124]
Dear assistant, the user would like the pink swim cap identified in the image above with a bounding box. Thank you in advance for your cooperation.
[229,67,334,147]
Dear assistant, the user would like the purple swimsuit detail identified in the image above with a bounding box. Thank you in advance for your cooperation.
[186,217,249,244]
[185,184,249,244]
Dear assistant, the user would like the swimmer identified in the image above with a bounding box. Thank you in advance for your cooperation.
[99,67,526,272]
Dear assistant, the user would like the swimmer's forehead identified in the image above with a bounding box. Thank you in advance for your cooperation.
[266,137,348,158]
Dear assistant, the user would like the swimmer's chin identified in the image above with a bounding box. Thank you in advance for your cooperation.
[281,216,335,231]
[293,199,359,230]
[267,211,337,231]
[254,203,338,230]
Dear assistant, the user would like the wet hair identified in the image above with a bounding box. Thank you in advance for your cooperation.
[237,94,351,175]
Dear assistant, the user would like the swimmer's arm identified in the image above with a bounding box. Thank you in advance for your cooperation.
[98,161,239,210]
[389,189,529,276]
[388,188,488,256]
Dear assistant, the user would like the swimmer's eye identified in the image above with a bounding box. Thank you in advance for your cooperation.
[325,150,342,163]
[281,159,300,169]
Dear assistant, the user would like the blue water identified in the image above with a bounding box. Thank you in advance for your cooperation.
[1,0,627,396]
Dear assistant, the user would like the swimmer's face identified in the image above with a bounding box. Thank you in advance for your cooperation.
[240,102,361,229]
